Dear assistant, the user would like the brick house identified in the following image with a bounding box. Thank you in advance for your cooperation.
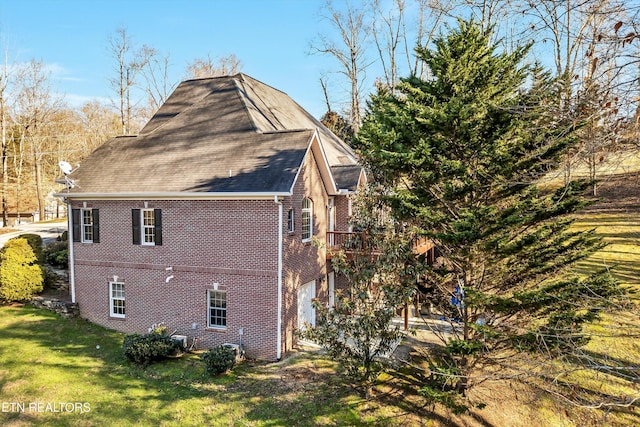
[56,74,364,360]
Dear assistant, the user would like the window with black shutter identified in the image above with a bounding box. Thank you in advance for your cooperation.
[132,208,162,246]
[72,208,99,243]
[92,209,100,243]
[72,209,81,242]
[132,209,141,245]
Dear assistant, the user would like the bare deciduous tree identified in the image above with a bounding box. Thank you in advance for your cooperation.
[523,0,633,192]
[185,53,242,79]
[13,59,62,221]
[139,48,176,116]
[371,0,406,92]
[311,0,372,133]
[78,100,120,157]
[108,28,154,135]
[0,46,12,227]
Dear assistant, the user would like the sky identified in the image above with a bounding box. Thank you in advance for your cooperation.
[0,0,350,119]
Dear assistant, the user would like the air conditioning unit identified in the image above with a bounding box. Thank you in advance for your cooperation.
[171,335,188,348]
[223,343,245,361]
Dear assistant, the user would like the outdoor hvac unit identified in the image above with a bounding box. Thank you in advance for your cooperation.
[171,335,188,348]
[223,343,245,362]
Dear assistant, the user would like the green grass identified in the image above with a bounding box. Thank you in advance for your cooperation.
[541,156,640,426]
[2,153,640,426]
[572,212,640,290]
[0,305,397,426]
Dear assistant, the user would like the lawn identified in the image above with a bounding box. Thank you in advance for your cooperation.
[0,304,381,426]
[1,153,639,426]
[535,153,640,426]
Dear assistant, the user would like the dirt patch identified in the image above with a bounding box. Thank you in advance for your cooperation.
[582,171,640,214]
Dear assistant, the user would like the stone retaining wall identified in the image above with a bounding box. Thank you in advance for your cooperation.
[30,296,79,319]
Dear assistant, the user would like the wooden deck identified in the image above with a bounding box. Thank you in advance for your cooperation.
[326,231,436,258]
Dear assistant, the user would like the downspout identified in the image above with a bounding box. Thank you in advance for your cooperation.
[274,195,283,360]
[66,200,76,303]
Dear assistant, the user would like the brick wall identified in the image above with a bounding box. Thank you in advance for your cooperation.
[281,148,346,353]
[72,199,280,360]
[71,156,354,360]
[334,193,352,232]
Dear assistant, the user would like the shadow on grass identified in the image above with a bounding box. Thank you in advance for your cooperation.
[224,354,372,426]
[536,373,640,426]
[1,305,426,426]
[574,259,640,288]
[0,305,221,426]
[572,348,640,384]
[378,366,499,427]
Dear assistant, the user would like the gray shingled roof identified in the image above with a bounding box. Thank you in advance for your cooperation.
[65,74,360,195]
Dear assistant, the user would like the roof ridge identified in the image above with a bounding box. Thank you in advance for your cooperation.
[139,80,218,136]
[141,77,257,136]
[232,78,265,133]
[234,76,286,132]
[262,128,313,134]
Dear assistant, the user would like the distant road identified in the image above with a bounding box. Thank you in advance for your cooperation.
[0,220,67,248]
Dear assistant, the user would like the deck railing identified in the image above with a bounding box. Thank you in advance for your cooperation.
[326,231,435,257]
[326,231,368,252]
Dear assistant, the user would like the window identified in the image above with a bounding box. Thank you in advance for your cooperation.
[110,282,125,318]
[287,208,294,233]
[142,209,155,244]
[208,290,226,329]
[72,208,100,243]
[301,198,313,241]
[132,208,162,246]
[82,209,94,242]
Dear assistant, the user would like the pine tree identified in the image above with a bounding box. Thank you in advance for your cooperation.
[356,20,625,409]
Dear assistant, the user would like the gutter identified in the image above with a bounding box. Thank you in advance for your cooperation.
[67,202,76,303]
[54,191,292,201]
[274,195,283,360]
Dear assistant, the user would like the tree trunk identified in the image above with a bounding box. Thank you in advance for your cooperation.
[1,96,7,227]
[33,152,44,221]
[14,131,25,225]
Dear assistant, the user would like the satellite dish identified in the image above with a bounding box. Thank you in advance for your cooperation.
[59,161,73,175]
[58,161,80,190]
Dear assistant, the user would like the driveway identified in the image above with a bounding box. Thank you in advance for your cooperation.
[0,220,68,248]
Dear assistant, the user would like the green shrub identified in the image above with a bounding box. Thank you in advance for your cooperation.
[123,332,184,366]
[58,230,68,242]
[201,345,236,376]
[0,238,44,302]
[44,241,69,267]
[13,234,43,263]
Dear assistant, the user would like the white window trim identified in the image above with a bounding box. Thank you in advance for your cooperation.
[207,289,227,329]
[141,208,155,246]
[109,281,125,318]
[287,208,295,233]
[301,198,313,242]
[81,208,93,243]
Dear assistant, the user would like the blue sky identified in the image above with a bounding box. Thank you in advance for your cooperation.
[0,0,351,118]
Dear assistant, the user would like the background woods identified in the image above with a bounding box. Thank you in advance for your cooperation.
[0,1,638,424]
[0,29,246,225]
[2,1,640,225]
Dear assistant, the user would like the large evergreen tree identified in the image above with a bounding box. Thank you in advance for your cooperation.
[356,20,625,409]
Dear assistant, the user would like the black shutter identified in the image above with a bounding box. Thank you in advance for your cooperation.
[92,209,100,243]
[154,209,162,246]
[72,209,81,242]
[132,209,141,245]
